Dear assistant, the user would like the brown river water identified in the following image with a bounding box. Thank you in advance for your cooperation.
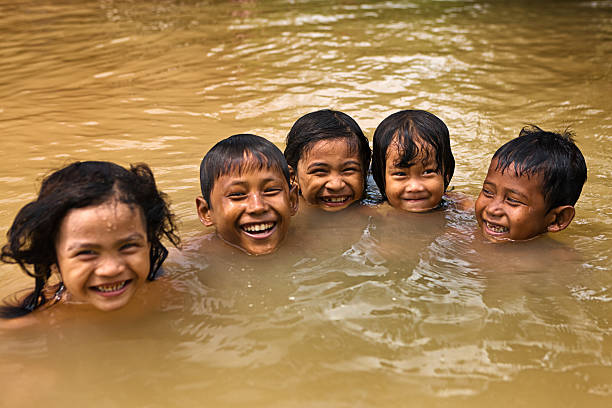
[0,0,611,406]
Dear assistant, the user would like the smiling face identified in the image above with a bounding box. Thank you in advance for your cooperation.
[384,142,445,212]
[196,165,298,255]
[295,138,365,212]
[475,159,553,242]
[54,200,151,312]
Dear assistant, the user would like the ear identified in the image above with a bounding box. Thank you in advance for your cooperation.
[288,165,300,193]
[195,196,215,227]
[546,205,575,233]
[288,183,299,216]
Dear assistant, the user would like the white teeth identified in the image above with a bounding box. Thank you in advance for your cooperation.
[243,222,274,233]
[325,196,348,203]
[486,221,508,233]
[95,281,127,292]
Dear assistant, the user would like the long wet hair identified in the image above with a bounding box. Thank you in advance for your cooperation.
[372,110,455,200]
[493,125,587,211]
[0,161,180,318]
[284,109,371,197]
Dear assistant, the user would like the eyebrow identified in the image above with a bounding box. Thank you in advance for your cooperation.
[343,160,362,167]
[306,162,330,170]
[505,188,529,200]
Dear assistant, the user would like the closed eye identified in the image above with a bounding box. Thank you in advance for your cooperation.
[481,187,494,198]
[506,196,524,206]
[264,187,283,195]
[227,192,247,199]
[308,168,328,176]
[120,242,143,252]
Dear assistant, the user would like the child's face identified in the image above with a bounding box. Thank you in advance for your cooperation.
[197,165,298,255]
[295,139,364,212]
[54,200,151,311]
[475,159,552,241]
[384,143,445,212]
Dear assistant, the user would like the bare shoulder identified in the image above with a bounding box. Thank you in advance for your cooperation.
[445,191,474,212]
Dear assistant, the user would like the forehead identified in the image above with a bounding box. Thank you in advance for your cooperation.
[214,163,288,187]
[302,138,360,162]
[485,160,545,198]
[386,139,436,166]
[59,200,146,237]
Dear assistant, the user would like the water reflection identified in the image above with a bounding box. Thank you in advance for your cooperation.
[0,0,610,406]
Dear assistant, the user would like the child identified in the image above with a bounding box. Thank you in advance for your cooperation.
[371,109,464,212]
[475,125,587,242]
[0,161,180,319]
[196,134,298,255]
[284,109,371,212]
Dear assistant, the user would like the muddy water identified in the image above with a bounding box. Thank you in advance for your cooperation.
[0,0,610,406]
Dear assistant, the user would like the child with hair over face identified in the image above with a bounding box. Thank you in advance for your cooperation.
[475,125,587,242]
[284,109,371,212]
[371,110,469,213]
[0,161,180,321]
[196,134,298,255]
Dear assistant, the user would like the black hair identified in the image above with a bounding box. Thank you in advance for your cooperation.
[0,161,180,318]
[284,109,371,197]
[199,134,291,207]
[371,110,455,200]
[493,125,587,210]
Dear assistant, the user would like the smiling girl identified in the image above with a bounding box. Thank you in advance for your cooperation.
[0,161,179,320]
[284,109,371,212]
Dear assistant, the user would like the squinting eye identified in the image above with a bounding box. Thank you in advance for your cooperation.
[343,167,359,174]
[76,249,96,257]
[423,169,437,175]
[228,192,246,199]
[481,188,493,197]
[264,187,282,195]
[506,197,523,206]
[120,242,140,251]
[391,171,406,177]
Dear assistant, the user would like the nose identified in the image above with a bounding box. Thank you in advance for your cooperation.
[484,197,504,217]
[96,255,125,277]
[325,174,346,191]
[246,192,268,214]
[404,178,425,193]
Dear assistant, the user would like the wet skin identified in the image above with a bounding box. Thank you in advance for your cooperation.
[384,143,445,212]
[196,167,298,255]
[295,139,364,212]
[475,159,572,242]
[54,200,151,312]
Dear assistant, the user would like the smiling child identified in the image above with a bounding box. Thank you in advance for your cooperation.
[0,161,179,320]
[196,134,298,255]
[371,110,468,212]
[475,125,587,242]
[284,109,371,212]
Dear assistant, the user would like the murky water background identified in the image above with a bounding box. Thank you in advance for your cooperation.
[1,0,610,406]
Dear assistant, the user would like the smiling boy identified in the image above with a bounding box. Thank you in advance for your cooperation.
[475,125,587,242]
[196,134,298,255]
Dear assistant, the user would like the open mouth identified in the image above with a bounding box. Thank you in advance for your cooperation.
[241,222,276,238]
[484,221,509,234]
[320,195,351,206]
[91,279,131,296]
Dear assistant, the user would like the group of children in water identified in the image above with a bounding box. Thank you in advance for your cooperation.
[0,109,587,323]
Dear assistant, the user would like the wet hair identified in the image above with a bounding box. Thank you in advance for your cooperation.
[0,161,180,318]
[492,125,587,210]
[284,109,371,196]
[371,110,455,200]
[199,134,291,207]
